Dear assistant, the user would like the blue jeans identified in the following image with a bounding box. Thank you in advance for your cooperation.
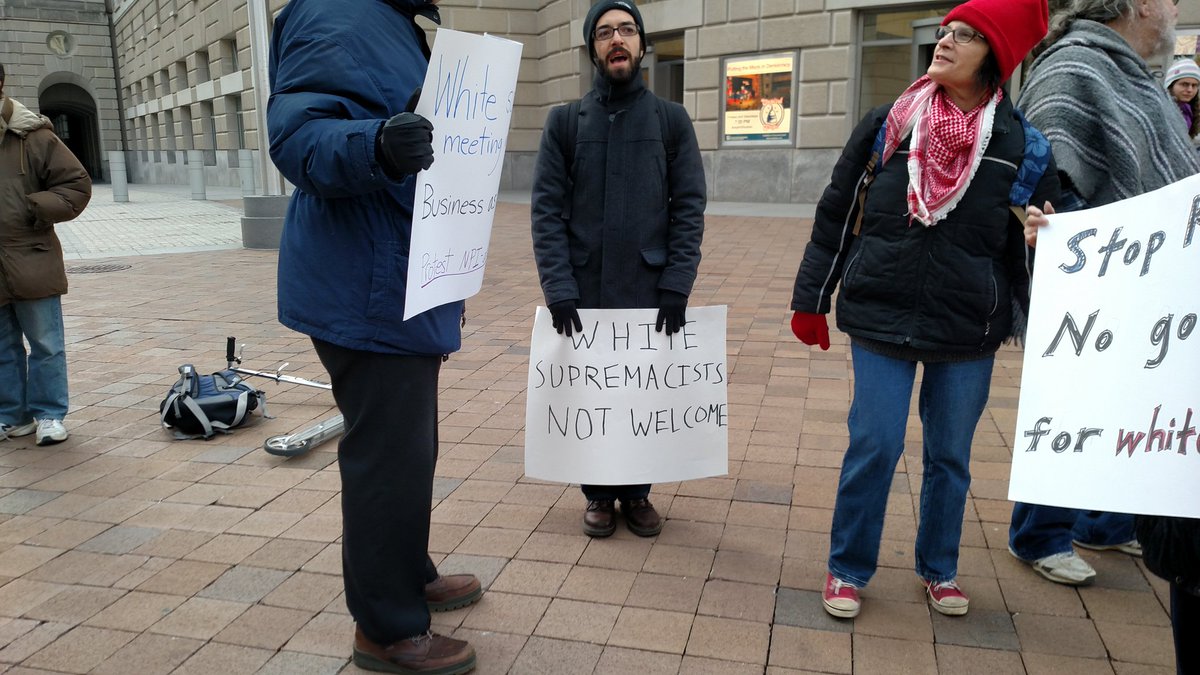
[828,344,994,587]
[1008,503,1136,560]
[0,296,69,425]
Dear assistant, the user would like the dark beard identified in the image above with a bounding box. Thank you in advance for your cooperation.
[602,52,642,85]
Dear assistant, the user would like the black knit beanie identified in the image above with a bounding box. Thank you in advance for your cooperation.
[583,0,645,64]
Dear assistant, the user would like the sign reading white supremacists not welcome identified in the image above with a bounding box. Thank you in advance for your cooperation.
[525,307,730,485]
[1010,174,1200,518]
[404,29,523,320]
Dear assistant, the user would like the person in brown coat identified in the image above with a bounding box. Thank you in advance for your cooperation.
[0,62,91,446]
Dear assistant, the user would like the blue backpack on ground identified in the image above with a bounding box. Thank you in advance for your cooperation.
[852,108,1052,234]
[159,364,266,439]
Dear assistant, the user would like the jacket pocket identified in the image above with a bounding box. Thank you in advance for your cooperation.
[842,244,865,293]
[3,242,66,299]
[366,239,405,320]
[640,246,667,268]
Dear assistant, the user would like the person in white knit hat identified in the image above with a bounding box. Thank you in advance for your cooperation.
[1165,58,1200,138]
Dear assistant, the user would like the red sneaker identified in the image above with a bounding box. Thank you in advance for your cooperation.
[922,578,969,616]
[822,572,860,618]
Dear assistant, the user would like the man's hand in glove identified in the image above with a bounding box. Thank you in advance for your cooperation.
[655,291,688,334]
[548,300,583,337]
[376,88,434,180]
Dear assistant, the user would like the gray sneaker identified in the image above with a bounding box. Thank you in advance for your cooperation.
[0,420,37,440]
[1074,539,1142,557]
[35,419,68,446]
[1010,546,1096,586]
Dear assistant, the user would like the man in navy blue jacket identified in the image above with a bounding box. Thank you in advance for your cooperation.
[268,0,478,672]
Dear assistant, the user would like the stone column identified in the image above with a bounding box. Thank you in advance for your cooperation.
[108,150,129,203]
[241,194,290,249]
[238,149,257,196]
[187,150,206,200]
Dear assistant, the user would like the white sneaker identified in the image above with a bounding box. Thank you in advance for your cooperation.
[35,419,68,446]
[1010,547,1096,586]
[1074,539,1143,557]
[0,420,37,440]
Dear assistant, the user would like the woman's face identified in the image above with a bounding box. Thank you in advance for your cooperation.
[1171,77,1199,103]
[927,21,991,93]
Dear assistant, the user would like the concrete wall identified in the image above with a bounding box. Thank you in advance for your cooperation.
[0,0,122,181]
[28,0,1197,203]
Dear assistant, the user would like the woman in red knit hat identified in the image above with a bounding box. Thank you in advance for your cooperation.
[789,0,1056,619]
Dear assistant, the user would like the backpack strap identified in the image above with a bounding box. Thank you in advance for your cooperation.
[1009,109,1052,225]
[212,370,271,424]
[563,99,581,180]
[656,97,678,164]
[161,365,220,439]
[564,95,680,187]
[851,119,888,236]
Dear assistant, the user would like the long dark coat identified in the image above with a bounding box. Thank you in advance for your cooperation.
[531,74,705,309]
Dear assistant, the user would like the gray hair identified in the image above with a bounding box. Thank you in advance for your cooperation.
[1036,0,1137,57]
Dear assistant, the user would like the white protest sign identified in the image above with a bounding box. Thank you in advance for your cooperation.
[524,306,730,485]
[1010,174,1200,518]
[404,29,523,320]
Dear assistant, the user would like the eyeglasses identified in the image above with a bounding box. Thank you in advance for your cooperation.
[593,23,638,42]
[935,26,986,45]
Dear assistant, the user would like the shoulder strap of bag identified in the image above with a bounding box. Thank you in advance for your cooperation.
[656,96,677,163]
[211,370,270,427]
[1009,108,1052,225]
[564,99,581,180]
[161,364,219,439]
[851,119,888,236]
[564,96,679,181]
[851,111,1051,233]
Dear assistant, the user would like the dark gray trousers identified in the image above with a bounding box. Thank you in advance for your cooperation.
[313,338,441,645]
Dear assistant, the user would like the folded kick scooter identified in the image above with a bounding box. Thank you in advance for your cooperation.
[225,337,344,457]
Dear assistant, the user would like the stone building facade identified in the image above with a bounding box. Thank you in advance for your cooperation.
[3,0,1199,202]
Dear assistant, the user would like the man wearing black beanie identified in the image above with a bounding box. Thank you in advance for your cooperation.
[531,0,707,539]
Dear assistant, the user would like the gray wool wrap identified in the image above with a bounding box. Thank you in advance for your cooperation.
[1018,20,1200,207]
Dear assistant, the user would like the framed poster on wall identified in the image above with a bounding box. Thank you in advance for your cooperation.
[721,51,797,146]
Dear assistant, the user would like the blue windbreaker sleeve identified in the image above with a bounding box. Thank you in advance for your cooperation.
[268,34,393,198]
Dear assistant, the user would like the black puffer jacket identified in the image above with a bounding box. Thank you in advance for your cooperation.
[791,97,1060,354]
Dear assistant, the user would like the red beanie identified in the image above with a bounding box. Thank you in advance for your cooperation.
[942,0,1049,83]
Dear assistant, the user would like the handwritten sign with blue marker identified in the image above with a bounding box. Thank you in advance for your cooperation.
[1011,173,1200,518]
[524,306,730,485]
[403,29,523,320]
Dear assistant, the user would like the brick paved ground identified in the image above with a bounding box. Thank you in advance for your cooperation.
[0,186,1175,674]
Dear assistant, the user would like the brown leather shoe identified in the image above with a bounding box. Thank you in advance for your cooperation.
[353,626,476,674]
[425,574,482,612]
[583,499,616,537]
[622,498,663,537]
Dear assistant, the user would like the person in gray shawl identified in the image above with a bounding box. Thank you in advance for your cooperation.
[1009,0,1200,591]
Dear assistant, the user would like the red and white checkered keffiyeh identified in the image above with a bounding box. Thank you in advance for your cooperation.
[881,75,1002,226]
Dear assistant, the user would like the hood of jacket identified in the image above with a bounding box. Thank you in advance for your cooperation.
[0,96,52,140]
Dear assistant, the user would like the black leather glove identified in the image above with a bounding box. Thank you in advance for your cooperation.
[548,300,583,337]
[656,290,688,334]
[376,88,434,180]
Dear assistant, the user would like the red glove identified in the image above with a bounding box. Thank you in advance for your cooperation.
[791,311,830,351]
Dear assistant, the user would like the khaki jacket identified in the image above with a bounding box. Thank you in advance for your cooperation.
[0,96,91,305]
